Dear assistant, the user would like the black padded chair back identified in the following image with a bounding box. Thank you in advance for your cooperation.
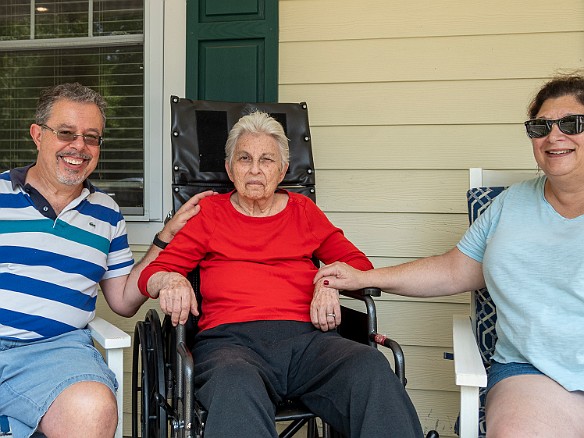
[170,96,316,212]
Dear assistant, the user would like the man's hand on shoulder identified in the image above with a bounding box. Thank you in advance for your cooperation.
[157,190,217,243]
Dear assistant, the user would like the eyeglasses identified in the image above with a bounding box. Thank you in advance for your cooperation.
[40,124,103,147]
[524,114,584,138]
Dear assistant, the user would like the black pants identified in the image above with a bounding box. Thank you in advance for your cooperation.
[193,320,423,438]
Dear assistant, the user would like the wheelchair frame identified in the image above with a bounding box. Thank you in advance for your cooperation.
[131,97,438,438]
[132,286,411,438]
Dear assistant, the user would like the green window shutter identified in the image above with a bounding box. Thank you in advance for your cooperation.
[186,0,278,103]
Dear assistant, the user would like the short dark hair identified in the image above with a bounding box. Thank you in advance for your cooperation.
[35,82,107,127]
[528,71,584,119]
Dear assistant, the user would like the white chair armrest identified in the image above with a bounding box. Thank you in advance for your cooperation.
[453,315,487,387]
[88,317,131,438]
[453,314,487,438]
[88,316,131,350]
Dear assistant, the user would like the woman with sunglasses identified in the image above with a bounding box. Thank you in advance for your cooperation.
[316,72,584,437]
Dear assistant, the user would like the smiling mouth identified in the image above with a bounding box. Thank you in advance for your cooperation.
[546,150,574,156]
[58,152,91,167]
[62,156,85,165]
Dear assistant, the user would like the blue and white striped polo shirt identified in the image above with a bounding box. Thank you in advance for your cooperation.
[0,166,134,341]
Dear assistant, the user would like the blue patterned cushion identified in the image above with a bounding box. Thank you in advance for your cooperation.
[466,186,506,438]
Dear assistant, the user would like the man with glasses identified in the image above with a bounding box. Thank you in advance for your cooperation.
[0,83,210,438]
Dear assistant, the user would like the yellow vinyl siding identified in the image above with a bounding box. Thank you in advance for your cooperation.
[279,1,583,436]
[96,1,584,436]
[317,170,468,213]
[280,33,584,84]
[310,125,537,170]
[279,0,584,41]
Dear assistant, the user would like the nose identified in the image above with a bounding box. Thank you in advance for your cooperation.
[250,159,261,173]
[70,134,87,148]
[547,122,565,139]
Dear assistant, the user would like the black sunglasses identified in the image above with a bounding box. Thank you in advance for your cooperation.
[40,124,103,147]
[524,114,584,138]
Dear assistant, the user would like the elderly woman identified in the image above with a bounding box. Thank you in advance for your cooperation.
[316,72,584,437]
[138,111,423,438]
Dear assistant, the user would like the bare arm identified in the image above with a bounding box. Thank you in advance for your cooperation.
[100,190,215,317]
[314,247,485,298]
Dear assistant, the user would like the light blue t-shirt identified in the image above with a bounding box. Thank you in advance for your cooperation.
[457,176,584,391]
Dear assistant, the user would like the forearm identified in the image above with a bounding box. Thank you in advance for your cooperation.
[367,259,454,297]
[103,230,173,316]
[317,247,485,298]
[366,249,485,297]
[144,271,181,299]
[123,244,166,304]
[101,191,214,316]
[121,206,202,306]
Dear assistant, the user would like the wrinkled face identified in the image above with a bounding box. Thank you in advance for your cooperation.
[31,99,103,187]
[531,94,584,180]
[226,133,288,202]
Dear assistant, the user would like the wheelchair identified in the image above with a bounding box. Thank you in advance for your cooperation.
[131,97,439,438]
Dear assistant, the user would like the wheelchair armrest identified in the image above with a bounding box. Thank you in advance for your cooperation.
[452,314,487,438]
[88,317,131,438]
[339,287,381,299]
[338,288,407,386]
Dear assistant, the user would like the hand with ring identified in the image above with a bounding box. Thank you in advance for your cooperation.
[310,279,341,331]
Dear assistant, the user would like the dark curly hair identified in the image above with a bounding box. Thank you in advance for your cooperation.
[528,71,584,119]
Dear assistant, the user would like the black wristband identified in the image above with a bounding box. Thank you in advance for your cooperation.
[153,233,169,249]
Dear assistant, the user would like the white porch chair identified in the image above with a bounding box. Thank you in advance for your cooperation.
[88,317,131,438]
[452,168,538,438]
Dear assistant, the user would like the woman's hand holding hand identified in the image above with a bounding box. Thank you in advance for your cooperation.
[310,279,342,332]
[313,261,365,291]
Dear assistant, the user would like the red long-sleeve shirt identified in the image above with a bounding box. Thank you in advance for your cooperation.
[138,191,373,331]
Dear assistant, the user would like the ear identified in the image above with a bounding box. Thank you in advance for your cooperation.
[30,124,43,150]
[225,160,234,182]
[278,162,289,183]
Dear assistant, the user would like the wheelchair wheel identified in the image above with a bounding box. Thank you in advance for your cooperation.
[161,314,198,438]
[132,310,168,438]
[161,314,177,404]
